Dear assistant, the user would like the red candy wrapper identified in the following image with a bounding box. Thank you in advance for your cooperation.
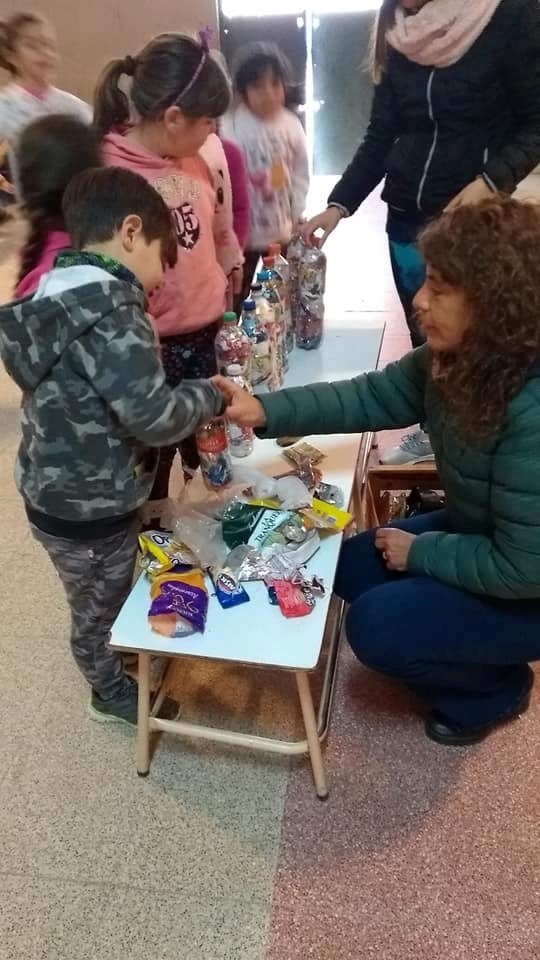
[273,580,315,618]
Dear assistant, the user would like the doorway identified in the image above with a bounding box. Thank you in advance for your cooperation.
[219,1,381,174]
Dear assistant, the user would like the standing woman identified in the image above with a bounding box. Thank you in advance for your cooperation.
[304,0,540,464]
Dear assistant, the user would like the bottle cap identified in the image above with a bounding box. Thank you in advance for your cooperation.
[222,311,238,323]
[262,256,275,267]
[227,363,242,377]
[250,283,262,293]
[257,270,270,282]
[243,298,256,310]
[268,243,281,257]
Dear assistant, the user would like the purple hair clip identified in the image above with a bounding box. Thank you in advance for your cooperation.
[176,26,212,102]
[198,26,213,53]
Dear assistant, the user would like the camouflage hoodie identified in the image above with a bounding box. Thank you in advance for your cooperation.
[0,263,223,523]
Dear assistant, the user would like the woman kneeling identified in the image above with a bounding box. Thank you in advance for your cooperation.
[219,196,540,746]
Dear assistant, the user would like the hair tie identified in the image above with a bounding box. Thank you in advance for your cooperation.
[198,26,212,53]
[123,55,136,76]
[176,27,213,104]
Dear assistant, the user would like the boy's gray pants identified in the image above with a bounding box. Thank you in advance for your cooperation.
[31,521,139,700]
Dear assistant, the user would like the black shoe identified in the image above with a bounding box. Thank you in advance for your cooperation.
[89,682,179,727]
[425,680,533,747]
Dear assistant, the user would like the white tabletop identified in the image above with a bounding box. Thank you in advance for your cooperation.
[111,316,384,672]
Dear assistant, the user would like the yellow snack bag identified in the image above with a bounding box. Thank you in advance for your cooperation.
[300,498,353,533]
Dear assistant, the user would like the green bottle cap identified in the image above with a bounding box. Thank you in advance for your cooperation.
[223,311,238,322]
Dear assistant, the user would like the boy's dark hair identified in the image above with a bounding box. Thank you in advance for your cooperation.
[0,11,46,74]
[17,114,102,283]
[231,42,293,100]
[62,167,178,268]
[93,32,230,138]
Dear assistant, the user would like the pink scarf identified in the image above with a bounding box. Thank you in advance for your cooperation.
[387,0,502,69]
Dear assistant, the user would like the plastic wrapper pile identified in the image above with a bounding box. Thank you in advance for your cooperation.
[138,450,353,634]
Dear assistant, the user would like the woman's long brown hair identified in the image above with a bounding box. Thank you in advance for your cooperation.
[369,0,400,83]
[418,196,540,441]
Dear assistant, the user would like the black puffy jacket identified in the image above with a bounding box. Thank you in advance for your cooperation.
[329,0,540,218]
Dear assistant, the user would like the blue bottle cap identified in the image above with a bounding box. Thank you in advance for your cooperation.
[257,270,270,282]
[243,298,256,310]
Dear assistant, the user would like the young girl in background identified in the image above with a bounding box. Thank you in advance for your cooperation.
[0,12,91,193]
[94,32,231,502]
[199,129,244,310]
[222,42,309,303]
[15,114,102,298]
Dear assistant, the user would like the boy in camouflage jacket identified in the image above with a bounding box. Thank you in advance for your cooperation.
[0,167,226,726]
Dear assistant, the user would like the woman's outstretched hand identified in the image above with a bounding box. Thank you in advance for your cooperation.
[211,376,267,429]
[375,528,416,572]
[301,206,343,247]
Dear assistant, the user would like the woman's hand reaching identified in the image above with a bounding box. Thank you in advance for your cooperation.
[211,376,267,429]
[301,206,344,247]
[375,528,416,572]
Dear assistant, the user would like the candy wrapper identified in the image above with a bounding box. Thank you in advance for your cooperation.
[282,441,325,468]
[210,567,250,609]
[139,530,197,579]
[148,571,208,638]
[314,482,344,508]
[225,530,320,583]
[273,580,316,618]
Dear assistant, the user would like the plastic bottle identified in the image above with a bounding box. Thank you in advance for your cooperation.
[296,296,324,350]
[262,255,288,373]
[287,234,304,336]
[225,364,255,458]
[214,311,251,380]
[196,418,233,490]
[267,243,294,355]
[240,297,271,387]
[297,243,327,350]
[258,269,284,390]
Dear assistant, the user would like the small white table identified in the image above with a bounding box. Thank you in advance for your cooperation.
[111,319,384,798]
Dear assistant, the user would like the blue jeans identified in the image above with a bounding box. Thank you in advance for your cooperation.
[387,209,426,348]
[334,512,539,729]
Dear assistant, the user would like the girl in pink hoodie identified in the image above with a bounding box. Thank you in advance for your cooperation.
[94,32,233,498]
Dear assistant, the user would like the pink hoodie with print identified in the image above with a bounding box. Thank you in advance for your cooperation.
[102,131,227,338]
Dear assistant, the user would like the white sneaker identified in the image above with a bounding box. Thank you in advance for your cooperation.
[379,430,435,466]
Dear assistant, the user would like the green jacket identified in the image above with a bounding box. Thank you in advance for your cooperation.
[258,346,540,600]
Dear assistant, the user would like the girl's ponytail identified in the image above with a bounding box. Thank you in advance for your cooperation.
[18,205,49,283]
[16,114,102,282]
[93,55,135,137]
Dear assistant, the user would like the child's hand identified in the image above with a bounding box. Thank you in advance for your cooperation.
[211,376,267,429]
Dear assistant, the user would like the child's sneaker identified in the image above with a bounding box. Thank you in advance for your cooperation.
[89,683,138,726]
[89,682,179,727]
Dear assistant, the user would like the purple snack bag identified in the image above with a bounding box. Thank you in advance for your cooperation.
[148,577,208,638]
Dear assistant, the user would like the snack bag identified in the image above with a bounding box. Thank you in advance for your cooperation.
[273,580,316,618]
[148,571,208,638]
[300,499,353,533]
[210,567,250,609]
[139,530,196,579]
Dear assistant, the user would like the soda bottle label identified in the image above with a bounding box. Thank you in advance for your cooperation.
[196,422,228,455]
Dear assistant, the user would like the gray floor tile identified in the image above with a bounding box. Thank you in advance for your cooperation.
[0,874,267,960]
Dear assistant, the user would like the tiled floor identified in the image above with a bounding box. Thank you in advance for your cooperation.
[0,179,539,959]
